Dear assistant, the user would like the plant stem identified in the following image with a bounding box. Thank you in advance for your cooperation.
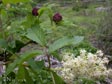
[46,53,51,69]
[44,47,51,69]
[50,72,56,84]
[44,47,55,84]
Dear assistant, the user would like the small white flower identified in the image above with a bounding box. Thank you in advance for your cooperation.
[102,57,109,64]
[80,49,86,56]
[96,50,103,57]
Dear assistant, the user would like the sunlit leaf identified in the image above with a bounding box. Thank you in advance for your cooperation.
[2,0,31,4]
[48,37,71,53]
[26,26,47,46]
[49,36,84,53]
[26,25,46,46]
[17,65,26,80]
[38,7,47,17]
[72,36,84,45]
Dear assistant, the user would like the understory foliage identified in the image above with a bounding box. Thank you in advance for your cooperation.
[0,0,112,84]
[54,49,112,84]
[0,0,83,84]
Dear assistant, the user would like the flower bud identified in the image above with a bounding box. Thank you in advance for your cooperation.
[32,7,39,16]
[53,13,62,23]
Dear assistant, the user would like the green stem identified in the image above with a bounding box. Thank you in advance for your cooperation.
[44,46,55,84]
[50,72,56,84]
[44,47,51,69]
[47,54,51,69]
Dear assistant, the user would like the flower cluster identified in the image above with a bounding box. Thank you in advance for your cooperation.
[55,50,112,84]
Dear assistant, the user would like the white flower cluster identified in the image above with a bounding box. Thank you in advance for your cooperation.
[55,50,112,84]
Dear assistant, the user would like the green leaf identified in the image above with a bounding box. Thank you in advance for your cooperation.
[6,58,20,76]
[51,51,62,61]
[6,50,42,75]
[47,6,53,22]
[17,65,33,84]
[26,26,47,46]
[0,78,2,84]
[7,72,16,81]
[71,36,84,45]
[17,65,26,80]
[0,9,8,23]
[2,0,31,4]
[22,15,35,29]
[38,7,47,17]
[0,39,8,48]
[18,50,42,65]
[48,37,72,53]
[51,71,65,84]
[24,67,34,84]
[9,40,25,53]
[48,36,84,53]
[28,59,44,72]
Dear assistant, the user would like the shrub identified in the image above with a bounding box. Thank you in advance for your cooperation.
[54,49,112,84]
